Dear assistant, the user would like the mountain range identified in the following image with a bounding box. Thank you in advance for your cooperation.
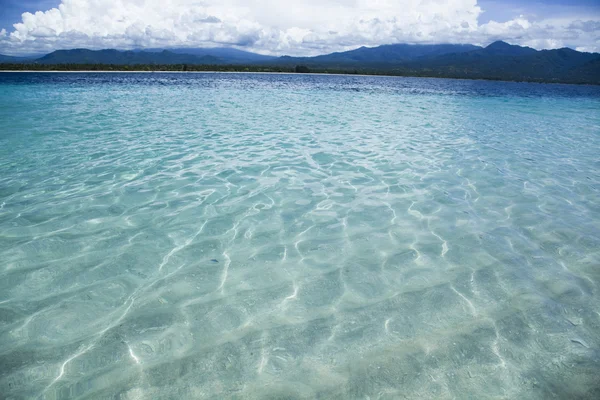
[1,41,599,84]
[0,54,34,63]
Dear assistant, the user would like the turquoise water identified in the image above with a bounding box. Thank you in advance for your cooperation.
[0,72,599,399]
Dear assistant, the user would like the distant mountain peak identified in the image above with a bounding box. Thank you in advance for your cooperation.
[483,41,537,56]
[487,40,512,48]
[555,47,578,53]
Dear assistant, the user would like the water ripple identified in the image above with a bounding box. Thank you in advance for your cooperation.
[0,72,599,399]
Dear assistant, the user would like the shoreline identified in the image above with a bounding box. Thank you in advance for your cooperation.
[0,70,333,76]
[0,70,597,86]
[0,69,396,79]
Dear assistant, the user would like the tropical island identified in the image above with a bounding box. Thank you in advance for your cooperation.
[1,41,599,85]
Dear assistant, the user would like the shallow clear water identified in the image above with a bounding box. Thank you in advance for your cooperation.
[0,72,599,399]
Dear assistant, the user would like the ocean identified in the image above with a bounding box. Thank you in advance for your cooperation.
[1,72,599,399]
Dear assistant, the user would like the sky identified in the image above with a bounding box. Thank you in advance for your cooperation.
[0,0,598,56]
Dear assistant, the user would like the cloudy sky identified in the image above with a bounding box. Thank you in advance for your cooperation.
[0,0,598,56]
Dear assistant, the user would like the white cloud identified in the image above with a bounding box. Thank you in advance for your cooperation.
[0,0,598,55]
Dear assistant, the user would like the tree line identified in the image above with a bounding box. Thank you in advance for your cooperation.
[0,62,597,84]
